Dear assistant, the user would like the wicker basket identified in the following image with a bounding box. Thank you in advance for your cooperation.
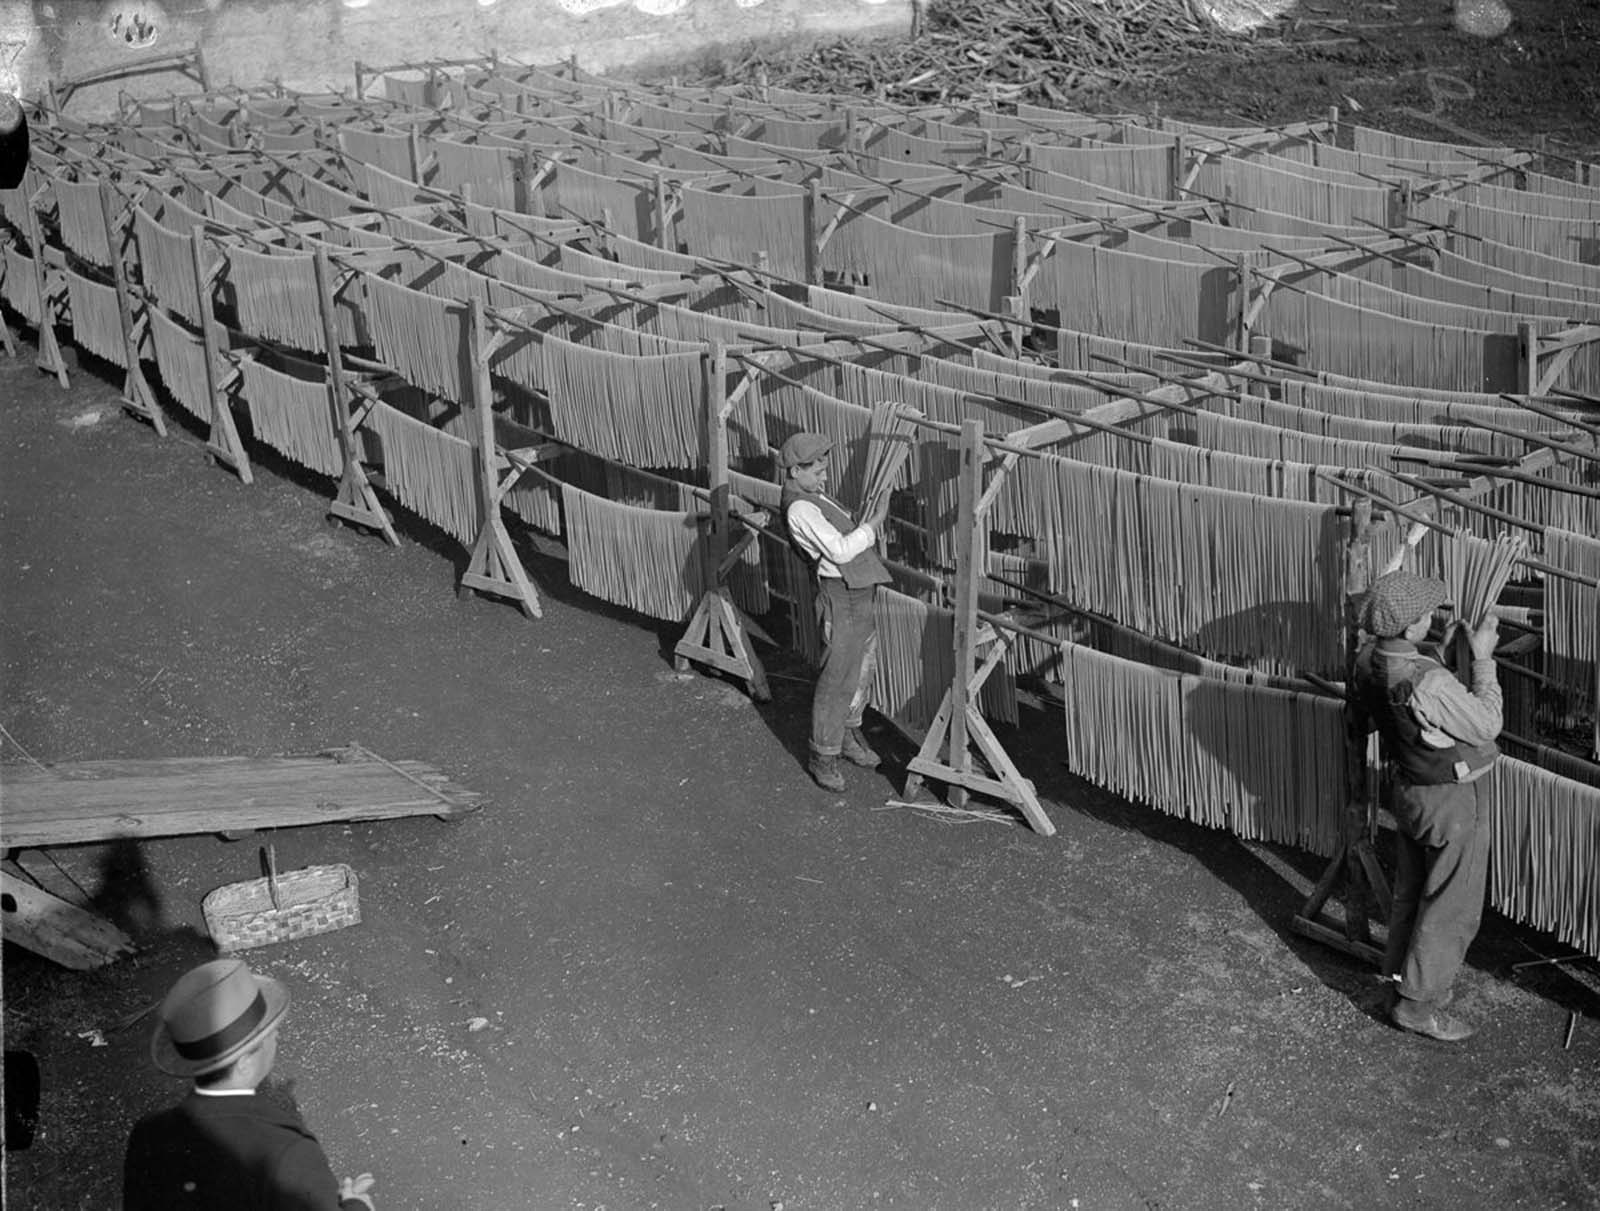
[202,845,360,953]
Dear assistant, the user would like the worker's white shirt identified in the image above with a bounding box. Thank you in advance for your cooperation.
[786,498,876,580]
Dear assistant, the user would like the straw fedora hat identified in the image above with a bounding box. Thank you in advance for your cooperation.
[151,959,290,1077]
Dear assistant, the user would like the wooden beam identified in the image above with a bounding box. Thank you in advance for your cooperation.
[1,749,483,848]
[0,872,137,970]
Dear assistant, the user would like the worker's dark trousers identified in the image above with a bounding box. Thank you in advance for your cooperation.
[811,579,878,758]
[1383,778,1490,1008]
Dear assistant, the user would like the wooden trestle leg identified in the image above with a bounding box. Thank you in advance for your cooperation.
[900,420,1055,836]
[1289,498,1389,967]
[672,342,770,700]
[458,298,541,618]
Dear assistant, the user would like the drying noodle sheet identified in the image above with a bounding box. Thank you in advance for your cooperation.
[53,176,114,266]
[1486,756,1600,959]
[990,452,1345,674]
[540,335,704,469]
[227,244,328,353]
[1544,528,1600,707]
[560,480,704,621]
[133,207,208,325]
[362,273,471,403]
[3,242,42,324]
[146,304,213,421]
[339,126,417,180]
[822,207,1012,312]
[365,400,480,545]
[1059,641,1346,854]
[678,185,808,281]
[871,586,1016,736]
[238,357,343,478]
[64,268,125,367]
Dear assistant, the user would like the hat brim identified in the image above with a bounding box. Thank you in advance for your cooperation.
[151,974,290,1078]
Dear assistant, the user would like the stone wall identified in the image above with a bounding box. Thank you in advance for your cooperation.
[4,0,911,116]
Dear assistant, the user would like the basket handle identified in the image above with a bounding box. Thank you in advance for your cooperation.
[262,844,281,911]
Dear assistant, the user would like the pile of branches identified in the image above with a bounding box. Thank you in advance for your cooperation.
[683,0,1235,107]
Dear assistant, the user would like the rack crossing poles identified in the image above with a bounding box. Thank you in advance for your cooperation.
[460,297,541,617]
[1519,320,1600,396]
[98,179,165,435]
[902,419,1055,836]
[674,342,772,701]
[190,228,252,482]
[312,248,398,545]
[1290,497,1388,966]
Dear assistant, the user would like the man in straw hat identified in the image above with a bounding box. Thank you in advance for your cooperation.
[1352,560,1503,1043]
[124,958,376,1209]
[779,431,893,792]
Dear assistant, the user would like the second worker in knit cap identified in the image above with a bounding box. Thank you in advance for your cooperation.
[1352,543,1503,1044]
[779,431,893,792]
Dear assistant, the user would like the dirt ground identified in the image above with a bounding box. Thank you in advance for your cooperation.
[4,3,1600,1209]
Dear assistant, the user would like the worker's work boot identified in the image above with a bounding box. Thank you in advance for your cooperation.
[1391,998,1476,1042]
[808,752,846,792]
[840,727,881,769]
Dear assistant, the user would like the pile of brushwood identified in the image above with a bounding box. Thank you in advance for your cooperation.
[681,0,1239,106]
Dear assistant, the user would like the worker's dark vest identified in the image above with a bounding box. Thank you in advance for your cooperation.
[1359,639,1499,786]
[780,482,891,590]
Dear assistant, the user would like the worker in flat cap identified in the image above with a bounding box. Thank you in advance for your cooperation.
[1352,530,1502,1043]
[779,431,893,791]
[124,958,377,1210]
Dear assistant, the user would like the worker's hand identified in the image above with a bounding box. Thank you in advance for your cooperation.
[865,496,892,533]
[0,94,21,136]
[1403,521,1428,549]
[1468,613,1500,660]
[340,1173,376,1210]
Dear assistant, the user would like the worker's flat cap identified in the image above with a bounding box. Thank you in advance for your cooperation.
[1363,570,1448,638]
[779,432,832,469]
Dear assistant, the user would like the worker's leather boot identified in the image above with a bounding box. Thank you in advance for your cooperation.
[808,752,845,792]
[1391,998,1476,1042]
[840,727,880,769]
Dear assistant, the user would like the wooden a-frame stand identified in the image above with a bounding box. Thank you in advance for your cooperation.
[459,298,541,617]
[189,228,252,482]
[1289,498,1390,965]
[98,179,166,435]
[901,419,1055,836]
[674,342,771,701]
[312,248,398,544]
[21,173,71,388]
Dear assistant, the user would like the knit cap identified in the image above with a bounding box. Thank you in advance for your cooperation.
[1363,570,1447,638]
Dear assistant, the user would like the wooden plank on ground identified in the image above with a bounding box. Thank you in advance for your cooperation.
[0,872,137,969]
[0,747,483,848]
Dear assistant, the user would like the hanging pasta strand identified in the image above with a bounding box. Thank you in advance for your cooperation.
[145,303,212,420]
[560,479,704,621]
[237,355,343,477]
[1485,755,1600,958]
[64,267,126,367]
[365,399,480,545]
[227,243,327,353]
